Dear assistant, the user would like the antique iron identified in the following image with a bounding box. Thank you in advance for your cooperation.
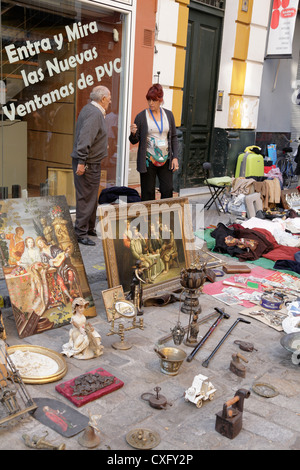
[234,340,257,352]
[215,388,250,439]
[230,352,248,378]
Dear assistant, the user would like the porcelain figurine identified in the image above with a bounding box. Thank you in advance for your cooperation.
[62,297,103,359]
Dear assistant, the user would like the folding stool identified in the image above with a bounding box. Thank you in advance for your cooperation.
[202,162,232,214]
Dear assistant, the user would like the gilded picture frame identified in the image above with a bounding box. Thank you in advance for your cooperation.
[98,196,196,299]
[0,196,96,338]
[7,344,68,384]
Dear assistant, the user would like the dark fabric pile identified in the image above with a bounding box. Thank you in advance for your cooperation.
[211,223,300,266]
[99,186,141,204]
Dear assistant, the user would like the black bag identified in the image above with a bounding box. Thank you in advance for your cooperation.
[99,186,141,204]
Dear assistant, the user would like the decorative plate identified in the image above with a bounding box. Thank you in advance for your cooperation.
[7,344,67,384]
[126,428,160,450]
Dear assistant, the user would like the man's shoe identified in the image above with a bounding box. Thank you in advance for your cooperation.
[88,229,97,237]
[77,237,96,246]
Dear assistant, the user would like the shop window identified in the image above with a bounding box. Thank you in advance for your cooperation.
[0,0,127,201]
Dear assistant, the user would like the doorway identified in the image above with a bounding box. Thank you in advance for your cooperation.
[179,1,224,188]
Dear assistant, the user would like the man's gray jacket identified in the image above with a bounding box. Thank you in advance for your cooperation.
[71,102,108,165]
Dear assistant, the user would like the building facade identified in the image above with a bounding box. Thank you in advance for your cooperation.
[136,0,300,186]
[0,0,300,203]
[0,0,136,205]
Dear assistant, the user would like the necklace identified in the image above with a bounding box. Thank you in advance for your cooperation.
[149,108,163,134]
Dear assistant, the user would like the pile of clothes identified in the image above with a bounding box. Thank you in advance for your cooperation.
[211,218,300,274]
[231,177,281,211]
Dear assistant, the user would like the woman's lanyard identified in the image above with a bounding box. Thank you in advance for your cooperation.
[149,108,163,134]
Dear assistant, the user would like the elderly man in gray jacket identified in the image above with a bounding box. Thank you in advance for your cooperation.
[71,85,111,246]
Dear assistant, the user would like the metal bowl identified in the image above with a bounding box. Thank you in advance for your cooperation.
[280,332,300,353]
[155,346,187,376]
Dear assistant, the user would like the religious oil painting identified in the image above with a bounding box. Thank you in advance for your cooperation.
[0,196,96,338]
[98,197,196,298]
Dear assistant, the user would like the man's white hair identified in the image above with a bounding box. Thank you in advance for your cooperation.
[90,86,110,102]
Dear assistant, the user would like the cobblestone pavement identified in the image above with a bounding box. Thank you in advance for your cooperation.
[0,200,300,453]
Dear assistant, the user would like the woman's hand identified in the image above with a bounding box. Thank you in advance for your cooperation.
[171,158,179,172]
[130,124,137,135]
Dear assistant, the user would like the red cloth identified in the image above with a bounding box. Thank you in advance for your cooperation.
[264,165,276,173]
[230,224,274,261]
[263,245,299,261]
[55,367,124,407]
[231,224,299,261]
[245,227,299,261]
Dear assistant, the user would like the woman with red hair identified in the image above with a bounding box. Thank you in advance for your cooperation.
[129,84,179,201]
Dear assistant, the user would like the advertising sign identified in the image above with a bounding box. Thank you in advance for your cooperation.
[266,0,299,57]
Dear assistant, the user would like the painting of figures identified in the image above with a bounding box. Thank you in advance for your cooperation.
[0,196,96,338]
[99,197,195,297]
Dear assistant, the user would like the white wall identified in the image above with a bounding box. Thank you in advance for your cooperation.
[153,0,179,109]
[215,0,272,130]
[214,0,239,129]
[256,8,300,134]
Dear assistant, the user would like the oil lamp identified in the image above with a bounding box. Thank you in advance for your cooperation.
[170,320,185,345]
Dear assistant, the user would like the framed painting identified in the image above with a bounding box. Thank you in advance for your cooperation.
[98,196,196,299]
[0,196,96,338]
[47,167,76,209]
[0,310,6,341]
[101,285,125,321]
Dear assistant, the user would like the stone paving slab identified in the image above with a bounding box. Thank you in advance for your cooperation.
[1,220,300,452]
[1,262,300,451]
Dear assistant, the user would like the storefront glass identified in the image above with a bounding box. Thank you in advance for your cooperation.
[0,0,129,207]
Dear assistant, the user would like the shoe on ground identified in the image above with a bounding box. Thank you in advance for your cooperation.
[77,237,96,246]
[87,229,97,237]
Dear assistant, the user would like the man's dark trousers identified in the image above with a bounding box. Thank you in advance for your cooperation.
[72,159,101,239]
